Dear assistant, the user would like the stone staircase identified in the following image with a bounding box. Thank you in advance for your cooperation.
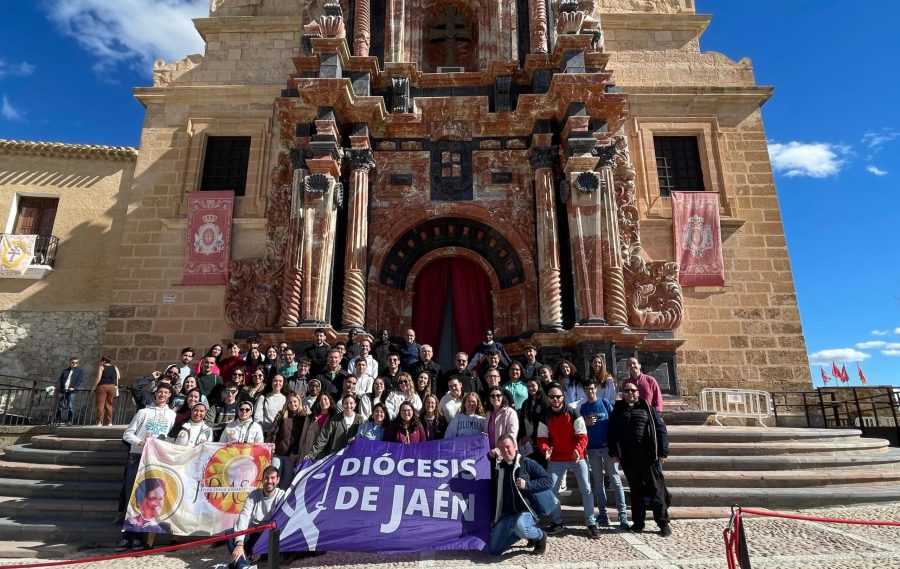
[1,425,899,555]
[556,426,900,521]
[0,426,125,556]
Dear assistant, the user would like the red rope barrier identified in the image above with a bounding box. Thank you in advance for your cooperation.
[740,507,900,527]
[0,522,276,569]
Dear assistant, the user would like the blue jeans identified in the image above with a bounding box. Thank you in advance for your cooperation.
[226,532,262,569]
[55,391,76,423]
[587,447,627,518]
[549,459,596,525]
[490,512,543,555]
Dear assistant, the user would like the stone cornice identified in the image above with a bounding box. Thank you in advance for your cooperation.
[193,16,302,39]
[133,85,285,106]
[625,85,773,106]
[600,13,710,35]
[0,139,137,161]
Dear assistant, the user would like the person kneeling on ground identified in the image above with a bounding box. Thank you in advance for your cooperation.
[228,465,286,569]
[490,434,553,555]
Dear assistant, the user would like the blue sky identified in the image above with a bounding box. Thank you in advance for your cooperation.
[1,1,898,387]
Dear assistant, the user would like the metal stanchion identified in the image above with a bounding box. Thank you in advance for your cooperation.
[267,527,280,569]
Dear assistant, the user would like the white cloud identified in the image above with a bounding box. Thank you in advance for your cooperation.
[862,130,899,150]
[767,141,849,178]
[872,329,889,336]
[867,165,888,176]
[42,0,207,74]
[895,327,900,335]
[807,348,870,365]
[856,341,886,349]
[0,60,36,79]
[1,96,22,120]
[882,349,900,357]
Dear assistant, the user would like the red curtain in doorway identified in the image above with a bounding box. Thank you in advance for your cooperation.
[412,258,492,353]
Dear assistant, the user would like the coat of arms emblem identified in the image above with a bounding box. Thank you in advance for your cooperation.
[193,214,225,255]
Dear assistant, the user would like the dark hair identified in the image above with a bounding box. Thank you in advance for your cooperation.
[312,393,337,417]
[370,402,388,423]
[155,382,173,394]
[507,361,524,379]
[225,381,240,390]
[181,347,194,355]
[100,356,111,364]
[135,477,167,506]
[204,344,224,362]
[226,342,239,351]
[485,349,500,358]
[315,327,326,335]
[497,433,516,446]
[588,354,612,387]
[553,359,581,385]
[178,388,203,414]
[298,357,311,366]
[523,344,537,352]
[393,401,421,429]
[485,388,514,412]
[262,465,279,479]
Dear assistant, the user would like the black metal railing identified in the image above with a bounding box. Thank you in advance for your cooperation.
[0,382,136,426]
[0,233,59,267]
[772,386,900,446]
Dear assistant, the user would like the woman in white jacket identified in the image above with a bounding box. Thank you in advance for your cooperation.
[174,402,213,447]
[384,372,422,420]
[219,401,264,443]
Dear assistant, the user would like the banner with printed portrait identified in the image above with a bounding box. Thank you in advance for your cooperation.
[672,191,725,287]
[0,234,37,276]
[254,435,491,555]
[183,191,234,285]
[124,438,273,536]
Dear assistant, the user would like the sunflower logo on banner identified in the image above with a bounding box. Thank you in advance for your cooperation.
[124,439,273,536]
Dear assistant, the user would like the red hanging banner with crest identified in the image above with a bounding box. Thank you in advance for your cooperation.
[671,191,725,287]
[183,191,234,285]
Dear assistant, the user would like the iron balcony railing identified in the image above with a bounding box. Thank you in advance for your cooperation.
[0,380,136,426]
[0,233,59,267]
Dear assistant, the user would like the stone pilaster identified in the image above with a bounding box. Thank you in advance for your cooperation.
[563,161,605,324]
[341,147,376,329]
[529,145,563,330]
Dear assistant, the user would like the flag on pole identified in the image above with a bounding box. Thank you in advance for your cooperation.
[820,366,830,385]
[831,362,842,381]
[840,365,850,383]
[857,363,867,385]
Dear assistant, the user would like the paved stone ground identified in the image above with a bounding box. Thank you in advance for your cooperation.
[3,503,900,568]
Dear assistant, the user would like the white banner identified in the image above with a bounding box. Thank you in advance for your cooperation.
[0,234,36,276]
[124,439,273,536]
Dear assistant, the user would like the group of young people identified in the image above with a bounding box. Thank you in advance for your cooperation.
[114,328,672,560]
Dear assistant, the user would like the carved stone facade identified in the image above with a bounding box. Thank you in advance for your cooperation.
[98,0,813,400]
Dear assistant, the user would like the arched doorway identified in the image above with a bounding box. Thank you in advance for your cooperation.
[412,257,492,370]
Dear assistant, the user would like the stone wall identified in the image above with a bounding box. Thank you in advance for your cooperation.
[0,311,108,383]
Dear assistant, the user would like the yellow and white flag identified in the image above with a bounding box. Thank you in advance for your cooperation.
[0,234,36,276]
[124,438,273,536]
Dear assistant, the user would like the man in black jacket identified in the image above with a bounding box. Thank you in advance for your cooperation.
[608,381,672,536]
[490,435,552,555]
[55,357,84,425]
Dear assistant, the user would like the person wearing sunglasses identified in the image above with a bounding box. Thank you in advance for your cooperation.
[536,384,600,539]
[219,401,264,443]
[384,372,423,420]
[607,382,671,537]
[210,382,242,438]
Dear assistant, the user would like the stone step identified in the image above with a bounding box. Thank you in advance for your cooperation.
[668,438,889,456]
[28,435,127,452]
[669,486,900,509]
[661,468,900,488]
[0,516,121,544]
[666,425,865,443]
[0,496,118,520]
[662,448,900,471]
[0,542,82,560]
[55,425,128,440]
[0,478,121,499]
[0,460,123,481]
[2,444,126,466]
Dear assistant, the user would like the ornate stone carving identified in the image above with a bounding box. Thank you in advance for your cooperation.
[346,148,376,172]
[609,135,683,330]
[529,0,549,54]
[391,77,410,113]
[352,0,372,56]
[304,172,331,196]
[333,181,344,209]
[528,145,557,170]
[225,257,282,329]
[556,10,585,35]
[591,143,616,167]
[574,171,599,194]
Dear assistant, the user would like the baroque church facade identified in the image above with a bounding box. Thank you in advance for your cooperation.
[1,0,813,400]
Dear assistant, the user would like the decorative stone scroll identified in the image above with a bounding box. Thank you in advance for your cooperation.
[609,135,683,330]
[529,0,549,54]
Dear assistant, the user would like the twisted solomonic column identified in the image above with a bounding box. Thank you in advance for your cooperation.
[529,146,564,330]
[353,0,371,56]
[341,148,376,329]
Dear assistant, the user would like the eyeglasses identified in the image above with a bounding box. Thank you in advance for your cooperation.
[226,389,238,394]
[548,395,564,400]
[623,389,638,393]
[239,408,252,413]
[490,394,503,399]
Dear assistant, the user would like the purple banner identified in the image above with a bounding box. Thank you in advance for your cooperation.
[255,435,491,554]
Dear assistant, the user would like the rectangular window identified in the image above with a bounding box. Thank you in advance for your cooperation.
[14,197,58,236]
[654,136,704,196]
[200,136,251,196]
